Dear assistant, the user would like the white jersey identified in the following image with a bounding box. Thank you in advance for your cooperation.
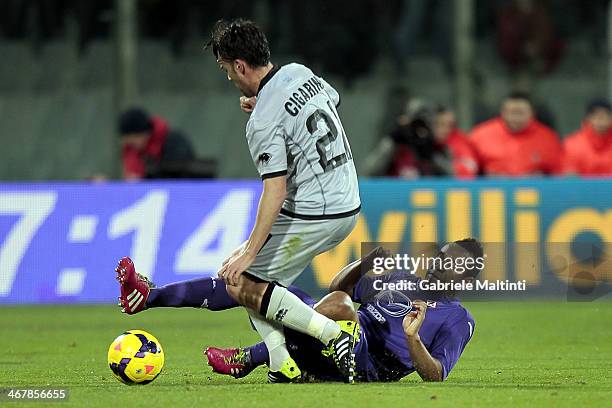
[246,63,361,219]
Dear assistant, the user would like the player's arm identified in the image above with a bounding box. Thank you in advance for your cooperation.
[329,246,389,296]
[245,175,286,257]
[219,119,287,286]
[402,300,444,382]
[328,258,362,295]
[219,175,286,286]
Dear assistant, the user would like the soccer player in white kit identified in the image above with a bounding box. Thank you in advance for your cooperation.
[208,19,361,383]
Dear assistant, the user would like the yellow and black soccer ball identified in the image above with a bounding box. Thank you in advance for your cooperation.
[108,329,164,385]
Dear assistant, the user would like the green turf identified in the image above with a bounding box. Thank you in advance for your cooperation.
[0,302,611,407]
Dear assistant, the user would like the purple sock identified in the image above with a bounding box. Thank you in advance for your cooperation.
[146,277,238,311]
[246,342,269,367]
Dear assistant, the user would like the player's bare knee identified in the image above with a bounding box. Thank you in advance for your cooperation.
[224,283,241,303]
[315,291,357,321]
[223,277,250,306]
[232,275,266,311]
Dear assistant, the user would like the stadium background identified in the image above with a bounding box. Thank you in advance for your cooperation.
[0,2,612,407]
[0,0,610,302]
[0,0,610,179]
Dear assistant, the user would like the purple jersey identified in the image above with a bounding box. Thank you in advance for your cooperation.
[352,273,475,381]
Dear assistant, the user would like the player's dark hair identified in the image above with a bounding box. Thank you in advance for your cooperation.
[205,19,270,67]
[454,238,484,277]
[504,91,532,106]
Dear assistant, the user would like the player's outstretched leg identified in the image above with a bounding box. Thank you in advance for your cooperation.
[115,257,239,314]
[146,277,238,310]
[116,257,154,314]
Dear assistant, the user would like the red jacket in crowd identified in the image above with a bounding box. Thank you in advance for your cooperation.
[469,117,562,176]
[445,128,478,178]
[122,116,169,179]
[563,122,612,176]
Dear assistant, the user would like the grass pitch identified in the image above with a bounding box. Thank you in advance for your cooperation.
[0,302,611,407]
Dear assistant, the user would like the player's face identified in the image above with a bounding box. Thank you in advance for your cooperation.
[501,99,533,132]
[218,59,253,97]
[587,108,612,135]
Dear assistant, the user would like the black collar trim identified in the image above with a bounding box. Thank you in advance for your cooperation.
[257,65,281,96]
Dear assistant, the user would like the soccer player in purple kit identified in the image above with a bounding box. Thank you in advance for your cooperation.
[116,239,479,382]
[207,238,480,382]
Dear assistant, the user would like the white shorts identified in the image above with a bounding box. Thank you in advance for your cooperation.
[245,213,359,286]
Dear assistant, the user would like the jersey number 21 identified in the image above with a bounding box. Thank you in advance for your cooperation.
[306,100,353,172]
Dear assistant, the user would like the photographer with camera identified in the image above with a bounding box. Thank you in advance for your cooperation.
[365,100,455,178]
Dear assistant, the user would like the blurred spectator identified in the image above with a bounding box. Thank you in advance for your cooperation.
[497,0,565,91]
[469,92,562,176]
[119,107,195,180]
[563,99,612,176]
[432,105,477,178]
[365,100,451,178]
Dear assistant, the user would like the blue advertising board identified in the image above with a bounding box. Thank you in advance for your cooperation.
[0,178,611,303]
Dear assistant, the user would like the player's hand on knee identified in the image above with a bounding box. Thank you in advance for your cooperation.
[222,244,246,267]
[240,96,257,114]
[225,242,249,265]
[218,251,255,286]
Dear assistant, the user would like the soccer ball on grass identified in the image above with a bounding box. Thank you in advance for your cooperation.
[107,329,164,385]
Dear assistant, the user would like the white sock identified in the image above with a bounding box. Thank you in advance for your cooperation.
[264,285,341,345]
[247,309,290,371]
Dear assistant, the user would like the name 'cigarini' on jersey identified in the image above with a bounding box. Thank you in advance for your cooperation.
[283,76,326,116]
